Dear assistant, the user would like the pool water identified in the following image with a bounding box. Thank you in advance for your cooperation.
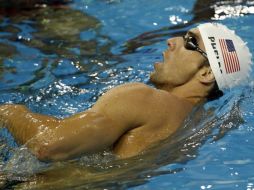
[0,0,254,189]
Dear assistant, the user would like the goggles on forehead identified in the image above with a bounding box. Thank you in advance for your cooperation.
[183,35,208,59]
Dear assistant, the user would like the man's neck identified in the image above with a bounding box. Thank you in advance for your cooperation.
[170,86,207,105]
[156,81,210,105]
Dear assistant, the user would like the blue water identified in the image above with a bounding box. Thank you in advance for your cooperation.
[0,0,254,189]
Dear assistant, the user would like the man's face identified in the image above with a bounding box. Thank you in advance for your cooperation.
[150,28,207,89]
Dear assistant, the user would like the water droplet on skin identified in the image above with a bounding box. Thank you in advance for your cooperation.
[79,113,87,119]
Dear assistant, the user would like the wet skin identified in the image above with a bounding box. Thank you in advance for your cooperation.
[0,28,215,162]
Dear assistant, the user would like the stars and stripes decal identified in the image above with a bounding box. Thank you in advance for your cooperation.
[218,39,240,74]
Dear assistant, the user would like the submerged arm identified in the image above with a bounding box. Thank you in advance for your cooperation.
[0,104,127,161]
[35,110,126,161]
[0,104,59,144]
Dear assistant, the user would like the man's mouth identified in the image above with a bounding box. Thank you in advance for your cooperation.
[163,49,171,63]
[153,51,166,69]
[153,48,170,70]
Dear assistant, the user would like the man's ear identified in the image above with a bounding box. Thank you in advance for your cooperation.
[197,66,215,84]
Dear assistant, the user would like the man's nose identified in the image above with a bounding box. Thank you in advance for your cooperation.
[167,38,176,51]
[167,37,184,50]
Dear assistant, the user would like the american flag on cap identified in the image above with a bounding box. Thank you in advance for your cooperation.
[198,23,252,90]
[219,39,240,74]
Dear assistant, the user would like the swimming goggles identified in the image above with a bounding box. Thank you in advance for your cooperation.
[183,35,208,59]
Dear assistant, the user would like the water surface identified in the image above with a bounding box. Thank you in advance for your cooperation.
[0,0,254,189]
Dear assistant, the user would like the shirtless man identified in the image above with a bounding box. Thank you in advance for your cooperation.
[0,23,252,162]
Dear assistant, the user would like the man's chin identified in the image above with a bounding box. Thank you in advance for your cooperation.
[149,72,160,85]
[149,72,155,83]
[149,78,164,89]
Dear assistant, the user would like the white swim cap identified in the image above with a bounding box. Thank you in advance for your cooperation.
[198,23,252,90]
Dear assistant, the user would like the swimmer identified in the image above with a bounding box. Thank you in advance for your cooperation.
[0,23,252,162]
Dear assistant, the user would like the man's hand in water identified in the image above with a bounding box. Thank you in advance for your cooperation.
[0,104,12,126]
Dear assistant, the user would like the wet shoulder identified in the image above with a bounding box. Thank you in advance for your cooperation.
[92,82,156,112]
[110,82,154,93]
[99,82,155,99]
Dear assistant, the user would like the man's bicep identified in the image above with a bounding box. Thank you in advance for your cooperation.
[33,110,126,161]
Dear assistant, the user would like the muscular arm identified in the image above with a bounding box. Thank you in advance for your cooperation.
[0,104,128,161]
[0,104,59,144]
